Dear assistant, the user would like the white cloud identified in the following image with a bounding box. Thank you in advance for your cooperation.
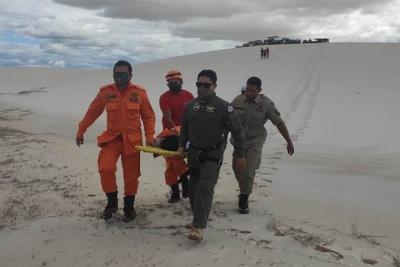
[0,0,399,68]
[53,60,66,68]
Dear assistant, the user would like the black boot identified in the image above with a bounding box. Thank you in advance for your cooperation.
[101,191,118,220]
[181,175,189,199]
[238,194,249,214]
[168,183,180,203]
[122,195,137,222]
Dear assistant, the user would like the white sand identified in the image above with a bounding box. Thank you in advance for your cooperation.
[0,43,399,266]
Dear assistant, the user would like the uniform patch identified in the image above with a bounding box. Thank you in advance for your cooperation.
[129,92,139,102]
[255,107,264,112]
[106,94,117,100]
[227,105,234,113]
[193,102,201,112]
[205,106,216,112]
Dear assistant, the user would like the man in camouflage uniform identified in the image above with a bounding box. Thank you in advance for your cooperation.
[178,69,246,241]
[231,76,294,214]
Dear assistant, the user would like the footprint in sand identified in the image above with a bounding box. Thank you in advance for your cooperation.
[228,228,252,234]
[260,172,273,175]
[268,157,281,160]
[212,210,227,218]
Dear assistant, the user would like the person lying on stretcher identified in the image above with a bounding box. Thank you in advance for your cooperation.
[154,126,189,202]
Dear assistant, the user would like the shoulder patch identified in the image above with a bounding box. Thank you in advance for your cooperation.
[227,105,234,113]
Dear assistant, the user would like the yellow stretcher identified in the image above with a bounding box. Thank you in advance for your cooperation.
[135,145,182,158]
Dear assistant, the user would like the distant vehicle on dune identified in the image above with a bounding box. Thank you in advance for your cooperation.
[235,37,329,48]
[281,38,301,44]
[265,36,282,45]
[303,38,330,43]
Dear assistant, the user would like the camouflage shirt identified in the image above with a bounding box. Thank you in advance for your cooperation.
[231,93,283,145]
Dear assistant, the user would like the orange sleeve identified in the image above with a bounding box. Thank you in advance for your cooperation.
[76,92,105,138]
[157,128,171,138]
[140,90,156,142]
[170,126,181,135]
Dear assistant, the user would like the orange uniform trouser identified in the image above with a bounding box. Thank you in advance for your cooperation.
[164,157,187,186]
[98,139,140,196]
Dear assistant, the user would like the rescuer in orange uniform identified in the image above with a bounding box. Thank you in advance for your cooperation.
[76,60,156,222]
[159,70,194,202]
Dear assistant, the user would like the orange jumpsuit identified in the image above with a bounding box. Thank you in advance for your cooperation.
[157,127,188,186]
[77,83,155,196]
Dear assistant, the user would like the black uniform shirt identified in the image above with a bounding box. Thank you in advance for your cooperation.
[180,93,245,157]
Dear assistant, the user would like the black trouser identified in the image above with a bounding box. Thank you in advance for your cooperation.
[187,146,223,229]
[189,160,221,229]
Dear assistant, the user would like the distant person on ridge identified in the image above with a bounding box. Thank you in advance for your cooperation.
[265,47,270,59]
[260,47,264,59]
[231,76,294,214]
[159,70,194,203]
[76,60,156,222]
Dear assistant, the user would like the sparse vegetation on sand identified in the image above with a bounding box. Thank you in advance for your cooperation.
[16,86,47,95]
[393,255,400,267]
[0,127,26,138]
[351,223,383,245]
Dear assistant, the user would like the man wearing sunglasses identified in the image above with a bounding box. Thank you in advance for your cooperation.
[231,76,294,214]
[178,69,246,241]
[76,60,156,222]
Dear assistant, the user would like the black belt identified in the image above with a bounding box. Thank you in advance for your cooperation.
[190,144,221,152]
[188,145,223,165]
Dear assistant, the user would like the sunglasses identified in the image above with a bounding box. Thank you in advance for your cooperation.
[196,82,213,89]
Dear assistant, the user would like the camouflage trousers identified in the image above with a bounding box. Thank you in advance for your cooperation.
[233,143,263,195]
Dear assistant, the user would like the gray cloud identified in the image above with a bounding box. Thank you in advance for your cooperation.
[172,14,301,41]
[266,0,386,13]
[53,0,387,22]
[53,0,246,22]
[52,0,397,42]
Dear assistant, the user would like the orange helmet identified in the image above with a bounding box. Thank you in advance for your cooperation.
[165,69,182,82]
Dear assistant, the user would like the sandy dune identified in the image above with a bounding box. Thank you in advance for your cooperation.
[0,43,399,266]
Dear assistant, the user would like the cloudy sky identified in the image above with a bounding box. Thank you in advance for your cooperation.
[1,0,399,68]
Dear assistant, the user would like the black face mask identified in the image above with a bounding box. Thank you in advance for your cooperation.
[114,72,130,88]
[196,82,213,98]
[197,86,211,98]
[167,82,182,93]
